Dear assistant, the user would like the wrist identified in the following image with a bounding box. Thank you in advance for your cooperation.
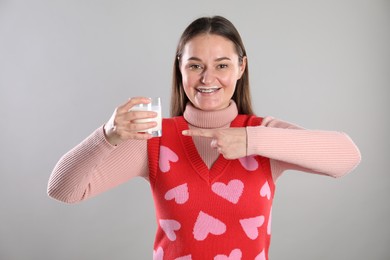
[103,123,121,146]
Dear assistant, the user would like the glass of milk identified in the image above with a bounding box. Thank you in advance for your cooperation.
[129,97,162,137]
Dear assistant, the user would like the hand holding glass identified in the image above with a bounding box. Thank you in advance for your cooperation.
[129,97,162,137]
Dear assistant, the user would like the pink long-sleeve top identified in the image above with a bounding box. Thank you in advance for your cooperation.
[47,101,361,204]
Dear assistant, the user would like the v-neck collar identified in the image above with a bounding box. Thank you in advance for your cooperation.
[175,115,248,184]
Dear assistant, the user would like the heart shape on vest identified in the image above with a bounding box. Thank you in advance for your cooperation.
[193,211,226,241]
[239,215,265,240]
[214,248,242,260]
[159,219,181,241]
[267,207,272,235]
[165,183,189,204]
[159,145,179,173]
[260,181,271,200]
[238,155,259,171]
[255,249,266,260]
[211,179,244,204]
[153,247,164,260]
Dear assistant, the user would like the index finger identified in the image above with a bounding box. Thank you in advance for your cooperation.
[118,97,151,113]
[182,129,215,138]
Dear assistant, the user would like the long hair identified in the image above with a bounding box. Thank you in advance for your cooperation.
[170,16,254,117]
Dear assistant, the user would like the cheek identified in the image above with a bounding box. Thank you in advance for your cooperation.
[219,73,239,88]
[180,69,191,85]
[181,76,192,93]
[182,72,199,90]
[181,75,195,98]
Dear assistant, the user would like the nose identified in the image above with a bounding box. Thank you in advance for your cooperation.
[200,68,215,85]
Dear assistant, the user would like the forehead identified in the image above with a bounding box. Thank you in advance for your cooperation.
[181,34,238,59]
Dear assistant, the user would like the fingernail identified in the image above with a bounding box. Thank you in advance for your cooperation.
[182,130,188,135]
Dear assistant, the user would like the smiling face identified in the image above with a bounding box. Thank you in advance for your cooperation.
[179,34,247,111]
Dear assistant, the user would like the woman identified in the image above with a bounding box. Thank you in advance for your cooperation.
[48,16,361,260]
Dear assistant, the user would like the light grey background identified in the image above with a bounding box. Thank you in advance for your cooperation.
[1,0,389,259]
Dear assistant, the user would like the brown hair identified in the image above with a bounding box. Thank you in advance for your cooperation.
[170,15,254,117]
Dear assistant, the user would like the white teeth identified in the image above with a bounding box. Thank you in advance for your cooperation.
[196,87,220,93]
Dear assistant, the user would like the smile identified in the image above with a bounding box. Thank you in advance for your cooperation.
[196,87,221,94]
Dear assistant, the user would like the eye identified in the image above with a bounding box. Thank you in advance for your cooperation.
[217,64,228,69]
[189,64,203,70]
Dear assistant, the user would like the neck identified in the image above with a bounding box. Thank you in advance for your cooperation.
[183,100,238,129]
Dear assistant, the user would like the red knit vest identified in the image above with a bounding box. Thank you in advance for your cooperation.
[148,115,275,260]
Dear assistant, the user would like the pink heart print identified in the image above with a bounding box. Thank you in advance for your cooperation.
[239,216,265,240]
[165,183,189,204]
[193,211,226,241]
[159,219,181,241]
[260,181,271,200]
[214,248,242,260]
[267,207,272,235]
[159,145,179,173]
[255,249,266,260]
[153,247,164,260]
[238,155,259,171]
[211,179,244,204]
[175,255,192,260]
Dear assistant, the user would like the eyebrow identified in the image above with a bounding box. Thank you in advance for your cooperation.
[187,57,231,62]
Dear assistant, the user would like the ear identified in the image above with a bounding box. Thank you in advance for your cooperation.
[237,56,247,79]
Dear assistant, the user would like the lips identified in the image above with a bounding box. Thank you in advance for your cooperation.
[196,86,221,94]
